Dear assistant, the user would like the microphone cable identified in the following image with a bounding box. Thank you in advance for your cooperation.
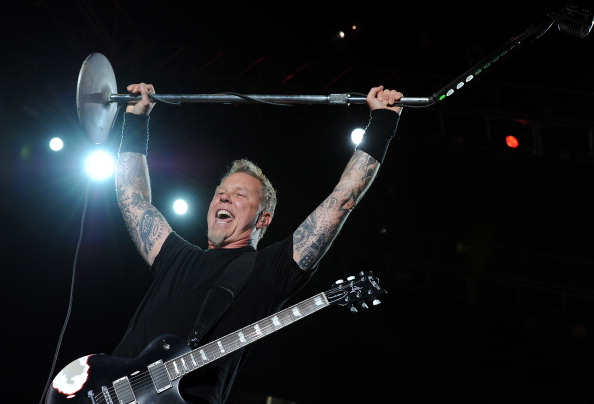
[38,179,90,404]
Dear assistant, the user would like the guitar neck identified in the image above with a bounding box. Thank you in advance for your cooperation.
[165,292,330,379]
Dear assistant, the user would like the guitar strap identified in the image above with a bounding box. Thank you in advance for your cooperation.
[187,251,257,348]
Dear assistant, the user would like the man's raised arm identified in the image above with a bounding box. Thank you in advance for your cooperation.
[115,83,172,266]
[292,85,403,270]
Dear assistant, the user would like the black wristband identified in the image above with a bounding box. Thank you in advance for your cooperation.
[119,113,150,155]
[356,109,400,164]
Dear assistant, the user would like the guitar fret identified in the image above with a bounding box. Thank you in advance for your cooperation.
[199,342,219,364]
[271,315,281,327]
[314,295,324,306]
[217,340,225,353]
[184,354,197,371]
[254,324,263,336]
[206,343,220,359]
[278,311,293,326]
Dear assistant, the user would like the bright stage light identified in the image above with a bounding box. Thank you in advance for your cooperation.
[49,137,64,151]
[505,135,520,149]
[351,128,365,145]
[173,199,188,215]
[85,150,115,181]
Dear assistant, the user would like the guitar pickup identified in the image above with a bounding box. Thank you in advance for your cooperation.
[148,359,172,393]
[113,376,136,404]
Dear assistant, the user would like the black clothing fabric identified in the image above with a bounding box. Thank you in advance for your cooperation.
[119,112,150,155]
[113,232,314,404]
[356,108,400,164]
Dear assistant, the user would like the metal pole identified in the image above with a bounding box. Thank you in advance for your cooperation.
[108,93,434,106]
[108,93,367,105]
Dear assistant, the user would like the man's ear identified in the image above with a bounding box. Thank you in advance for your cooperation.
[256,211,272,229]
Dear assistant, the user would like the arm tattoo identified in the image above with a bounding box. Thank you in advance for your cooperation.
[294,151,381,270]
[116,152,168,262]
[137,207,167,257]
[116,153,151,203]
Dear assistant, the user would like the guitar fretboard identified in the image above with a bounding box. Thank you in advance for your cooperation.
[165,292,329,379]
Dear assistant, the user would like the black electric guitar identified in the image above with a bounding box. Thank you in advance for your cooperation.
[46,271,386,404]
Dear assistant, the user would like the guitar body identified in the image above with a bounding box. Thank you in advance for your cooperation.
[46,334,190,404]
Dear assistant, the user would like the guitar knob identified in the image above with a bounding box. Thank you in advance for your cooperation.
[335,279,344,284]
[350,306,358,313]
[372,299,381,306]
[361,302,369,309]
[347,275,355,281]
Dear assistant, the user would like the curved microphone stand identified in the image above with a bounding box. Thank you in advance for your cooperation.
[77,5,592,144]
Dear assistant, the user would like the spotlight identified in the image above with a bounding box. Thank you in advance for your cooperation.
[173,199,189,215]
[49,137,64,151]
[505,135,520,149]
[351,128,365,145]
[84,150,115,181]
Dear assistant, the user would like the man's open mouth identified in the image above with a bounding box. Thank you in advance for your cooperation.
[216,209,235,221]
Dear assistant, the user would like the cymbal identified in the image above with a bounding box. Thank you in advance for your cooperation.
[76,52,118,144]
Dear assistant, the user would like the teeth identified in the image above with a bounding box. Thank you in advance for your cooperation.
[216,209,235,219]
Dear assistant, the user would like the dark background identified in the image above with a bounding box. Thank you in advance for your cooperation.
[2,1,594,403]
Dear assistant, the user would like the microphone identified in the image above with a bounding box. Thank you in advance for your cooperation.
[555,5,593,38]
[392,4,593,108]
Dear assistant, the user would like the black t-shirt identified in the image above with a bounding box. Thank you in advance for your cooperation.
[113,231,314,403]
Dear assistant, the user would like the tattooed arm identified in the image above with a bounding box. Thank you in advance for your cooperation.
[116,152,172,266]
[116,83,172,266]
[292,85,403,271]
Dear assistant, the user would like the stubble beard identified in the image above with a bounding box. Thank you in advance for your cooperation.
[207,229,226,248]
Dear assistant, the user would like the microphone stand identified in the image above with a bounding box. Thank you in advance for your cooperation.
[77,5,591,143]
[414,12,558,108]
[106,8,572,109]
